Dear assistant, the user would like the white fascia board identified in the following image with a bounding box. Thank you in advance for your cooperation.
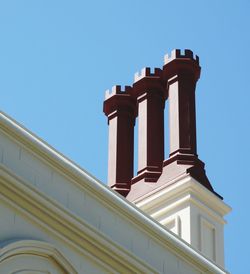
[0,112,229,274]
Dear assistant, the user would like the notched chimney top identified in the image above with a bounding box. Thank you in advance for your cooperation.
[134,67,162,83]
[105,85,132,100]
[164,49,199,65]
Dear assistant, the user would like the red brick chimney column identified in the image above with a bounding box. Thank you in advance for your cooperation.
[160,49,215,193]
[163,49,200,158]
[103,86,136,196]
[132,68,165,183]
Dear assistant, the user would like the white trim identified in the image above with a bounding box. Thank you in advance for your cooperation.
[0,165,157,274]
[161,215,181,237]
[150,192,226,225]
[136,175,231,218]
[200,216,217,262]
[0,240,77,273]
[0,111,229,274]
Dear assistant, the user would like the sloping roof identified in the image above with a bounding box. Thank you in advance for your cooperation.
[0,111,228,274]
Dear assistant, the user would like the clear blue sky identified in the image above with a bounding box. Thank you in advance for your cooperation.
[0,1,249,272]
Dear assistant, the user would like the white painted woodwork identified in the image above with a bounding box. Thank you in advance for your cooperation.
[134,175,231,268]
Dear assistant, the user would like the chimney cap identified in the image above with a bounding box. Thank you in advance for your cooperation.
[164,49,199,65]
[105,85,132,100]
[134,67,162,83]
[103,85,136,117]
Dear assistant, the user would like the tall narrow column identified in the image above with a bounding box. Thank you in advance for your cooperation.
[132,68,165,183]
[103,86,136,196]
[160,49,215,192]
[164,49,200,157]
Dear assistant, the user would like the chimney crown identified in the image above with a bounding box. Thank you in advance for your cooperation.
[132,67,164,100]
[163,49,201,82]
[105,85,132,100]
[164,49,199,65]
[134,67,162,83]
[103,85,136,118]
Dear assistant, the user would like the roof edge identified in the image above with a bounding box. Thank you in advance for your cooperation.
[0,111,228,274]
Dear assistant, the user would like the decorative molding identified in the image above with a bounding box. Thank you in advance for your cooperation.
[0,165,156,274]
[0,240,77,273]
[161,215,181,237]
[150,192,227,226]
[200,216,217,262]
[136,175,231,219]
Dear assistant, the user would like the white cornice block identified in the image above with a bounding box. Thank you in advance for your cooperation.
[134,175,231,268]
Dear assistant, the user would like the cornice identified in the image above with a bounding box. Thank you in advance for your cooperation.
[0,112,229,274]
[135,175,231,218]
[149,193,227,226]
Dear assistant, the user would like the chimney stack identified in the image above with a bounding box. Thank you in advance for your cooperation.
[164,49,199,158]
[103,51,230,267]
[103,85,136,196]
[132,68,165,184]
[158,49,215,193]
[104,49,218,199]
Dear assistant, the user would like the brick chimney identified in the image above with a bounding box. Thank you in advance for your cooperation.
[131,68,165,184]
[103,85,136,196]
[103,50,231,267]
[157,49,216,193]
[103,50,216,199]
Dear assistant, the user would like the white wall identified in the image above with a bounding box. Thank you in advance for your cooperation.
[0,199,104,274]
[0,113,228,274]
[135,176,230,269]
